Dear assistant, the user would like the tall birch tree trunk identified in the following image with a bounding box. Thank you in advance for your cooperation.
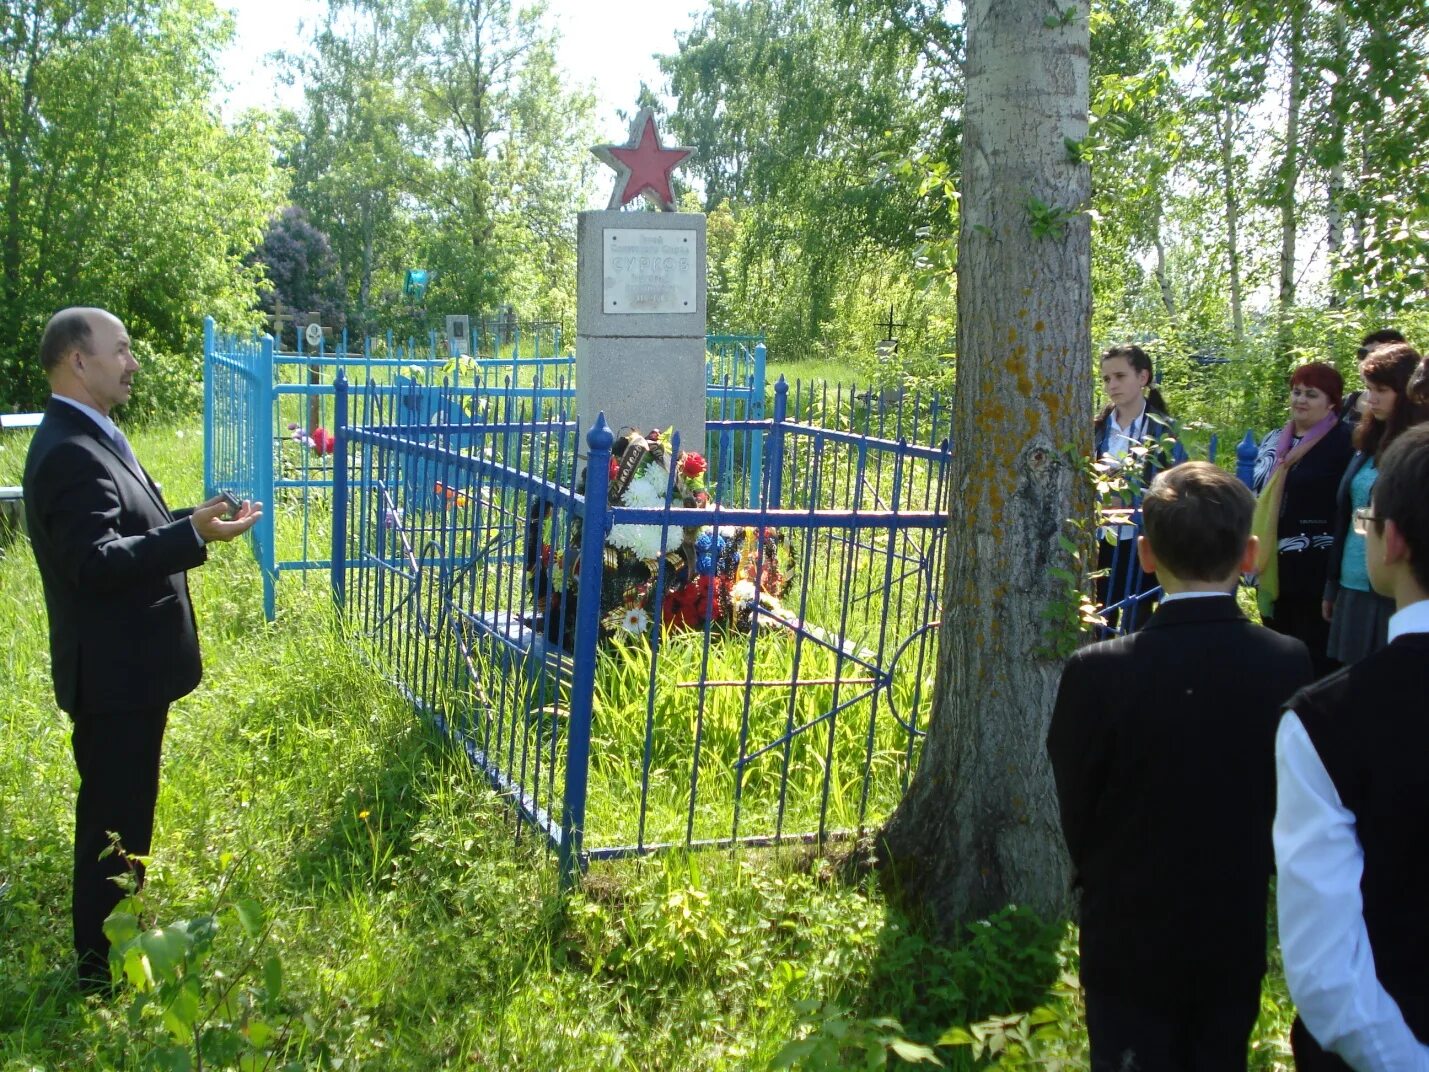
[1277,4,1305,363]
[1153,195,1177,320]
[878,0,1090,925]
[1218,104,1246,344]
[1326,5,1348,309]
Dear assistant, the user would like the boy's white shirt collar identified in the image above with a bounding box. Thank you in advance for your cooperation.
[1388,598,1429,641]
[1159,591,1234,603]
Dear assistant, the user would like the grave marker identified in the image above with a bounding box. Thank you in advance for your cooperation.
[578,110,705,448]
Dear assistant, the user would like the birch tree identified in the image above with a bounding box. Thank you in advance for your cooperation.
[877,0,1091,924]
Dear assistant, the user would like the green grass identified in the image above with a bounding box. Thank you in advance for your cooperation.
[0,420,1302,1070]
[765,355,864,390]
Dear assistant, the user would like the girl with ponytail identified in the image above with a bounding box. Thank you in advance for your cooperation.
[1093,344,1187,632]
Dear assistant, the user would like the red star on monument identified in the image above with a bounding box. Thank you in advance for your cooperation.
[592,109,693,211]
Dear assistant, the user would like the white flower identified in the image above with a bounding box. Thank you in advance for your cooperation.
[622,462,673,508]
[607,522,679,561]
[610,459,682,561]
[620,607,649,634]
[622,477,666,511]
[731,580,757,605]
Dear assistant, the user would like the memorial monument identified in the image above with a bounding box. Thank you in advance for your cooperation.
[577,110,706,449]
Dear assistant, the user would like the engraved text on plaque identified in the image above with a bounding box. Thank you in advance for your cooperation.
[603,228,697,315]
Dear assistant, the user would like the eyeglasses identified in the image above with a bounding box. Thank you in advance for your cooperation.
[1352,506,1379,536]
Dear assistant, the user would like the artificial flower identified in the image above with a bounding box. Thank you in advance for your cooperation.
[679,452,707,479]
[620,607,649,635]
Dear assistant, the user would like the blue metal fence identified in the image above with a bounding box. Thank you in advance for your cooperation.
[332,375,949,884]
[204,319,765,619]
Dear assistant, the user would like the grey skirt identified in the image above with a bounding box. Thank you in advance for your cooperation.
[1327,586,1396,665]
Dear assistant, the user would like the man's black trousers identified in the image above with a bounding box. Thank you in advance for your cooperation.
[69,705,168,984]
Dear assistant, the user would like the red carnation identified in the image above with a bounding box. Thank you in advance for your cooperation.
[311,427,335,455]
[680,452,707,479]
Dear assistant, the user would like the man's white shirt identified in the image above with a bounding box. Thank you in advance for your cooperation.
[1275,599,1429,1071]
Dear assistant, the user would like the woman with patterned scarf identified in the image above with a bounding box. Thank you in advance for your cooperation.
[1250,362,1354,676]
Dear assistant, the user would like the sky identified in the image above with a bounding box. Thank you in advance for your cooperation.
[215,0,708,137]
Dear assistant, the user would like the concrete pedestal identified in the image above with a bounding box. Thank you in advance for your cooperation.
[575,210,707,451]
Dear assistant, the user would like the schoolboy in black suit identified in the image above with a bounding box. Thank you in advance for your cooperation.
[1048,462,1314,1071]
[1275,423,1429,1071]
[22,308,261,989]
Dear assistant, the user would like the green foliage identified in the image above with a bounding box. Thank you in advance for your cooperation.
[0,0,284,415]
[1025,198,1078,241]
[280,0,596,338]
[660,0,959,371]
[102,863,308,1071]
[775,1002,940,1069]
[117,338,205,429]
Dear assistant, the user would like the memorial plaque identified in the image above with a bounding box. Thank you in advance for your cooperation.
[603,228,697,315]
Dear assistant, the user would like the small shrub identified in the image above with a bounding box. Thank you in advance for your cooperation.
[102,854,320,1071]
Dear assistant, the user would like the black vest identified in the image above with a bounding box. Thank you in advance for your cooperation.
[1291,631,1429,1042]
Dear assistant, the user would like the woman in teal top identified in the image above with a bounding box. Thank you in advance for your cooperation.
[1325,343,1428,664]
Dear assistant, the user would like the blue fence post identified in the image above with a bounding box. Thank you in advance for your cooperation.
[1236,430,1258,489]
[766,375,788,510]
[258,333,277,621]
[203,317,216,497]
[331,372,349,613]
[559,415,612,888]
[747,343,767,508]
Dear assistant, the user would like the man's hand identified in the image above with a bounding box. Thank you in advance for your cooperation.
[191,495,263,543]
[1322,598,1334,622]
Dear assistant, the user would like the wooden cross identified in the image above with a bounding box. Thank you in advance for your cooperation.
[881,303,906,343]
[268,299,294,341]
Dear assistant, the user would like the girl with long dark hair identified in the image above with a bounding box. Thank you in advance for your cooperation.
[1324,342,1429,663]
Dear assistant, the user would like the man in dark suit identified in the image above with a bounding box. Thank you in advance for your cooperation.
[1048,462,1314,1070]
[22,307,261,989]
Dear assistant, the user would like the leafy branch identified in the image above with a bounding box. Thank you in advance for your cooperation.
[101,852,315,1071]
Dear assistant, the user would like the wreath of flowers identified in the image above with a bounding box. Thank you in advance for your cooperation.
[527,426,795,645]
[601,524,793,638]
